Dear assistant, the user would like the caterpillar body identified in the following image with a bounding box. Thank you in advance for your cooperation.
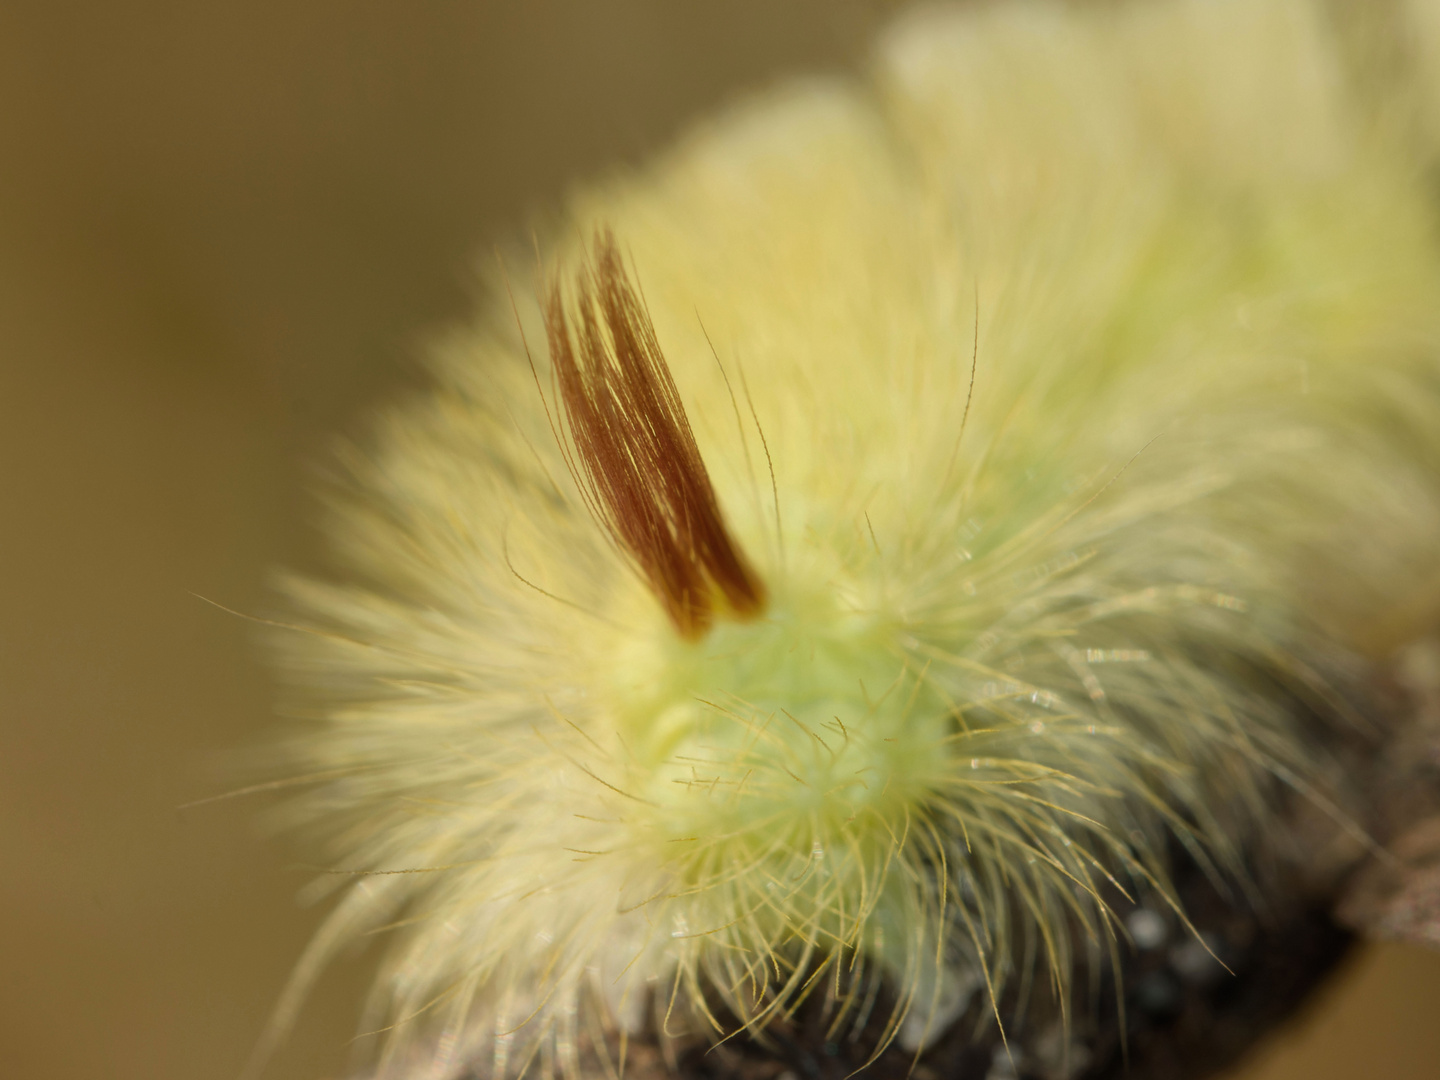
[260,1,1440,1078]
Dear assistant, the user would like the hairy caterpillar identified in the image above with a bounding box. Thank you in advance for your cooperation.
[257,1,1440,1077]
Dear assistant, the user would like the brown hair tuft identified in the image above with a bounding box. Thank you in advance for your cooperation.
[544,230,766,639]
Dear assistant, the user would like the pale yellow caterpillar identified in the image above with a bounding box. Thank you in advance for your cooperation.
[258,1,1440,1078]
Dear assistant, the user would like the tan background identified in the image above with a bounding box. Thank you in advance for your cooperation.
[1,3,1437,1079]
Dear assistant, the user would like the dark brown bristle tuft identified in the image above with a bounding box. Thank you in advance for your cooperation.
[544,230,766,639]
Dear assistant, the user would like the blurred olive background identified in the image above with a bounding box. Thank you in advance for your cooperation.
[1,3,1438,1079]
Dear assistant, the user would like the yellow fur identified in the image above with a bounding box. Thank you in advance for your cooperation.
[261,1,1440,1076]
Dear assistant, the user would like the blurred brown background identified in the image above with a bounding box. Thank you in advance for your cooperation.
[1,3,1437,1079]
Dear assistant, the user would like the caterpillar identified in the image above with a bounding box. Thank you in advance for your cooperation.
[256,1,1440,1077]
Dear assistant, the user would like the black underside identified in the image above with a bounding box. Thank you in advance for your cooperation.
[652,850,1352,1080]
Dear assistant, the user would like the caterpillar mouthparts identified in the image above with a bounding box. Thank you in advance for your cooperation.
[257,1,1440,1078]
